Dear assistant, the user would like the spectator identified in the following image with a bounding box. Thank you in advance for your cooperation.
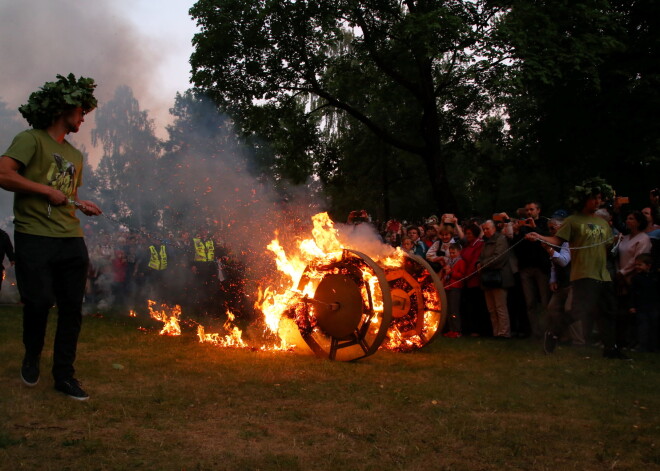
[111,248,128,306]
[615,210,652,348]
[478,220,515,338]
[642,207,660,234]
[400,237,414,255]
[442,242,466,338]
[422,224,438,249]
[542,215,584,348]
[460,223,490,336]
[0,228,15,294]
[426,224,456,270]
[406,226,427,257]
[384,219,404,247]
[629,253,659,352]
[512,201,551,339]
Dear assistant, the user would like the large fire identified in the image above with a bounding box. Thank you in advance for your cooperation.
[139,212,445,360]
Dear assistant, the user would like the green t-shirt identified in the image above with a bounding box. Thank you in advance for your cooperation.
[3,129,83,237]
[555,213,613,282]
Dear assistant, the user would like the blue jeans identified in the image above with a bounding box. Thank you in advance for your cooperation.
[15,233,89,381]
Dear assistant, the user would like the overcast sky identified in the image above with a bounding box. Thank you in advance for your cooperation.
[0,0,198,163]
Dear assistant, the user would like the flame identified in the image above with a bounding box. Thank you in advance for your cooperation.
[134,211,440,356]
[197,311,247,348]
[147,299,182,336]
[256,212,417,352]
[129,309,137,317]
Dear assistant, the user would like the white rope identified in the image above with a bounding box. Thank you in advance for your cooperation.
[442,233,616,290]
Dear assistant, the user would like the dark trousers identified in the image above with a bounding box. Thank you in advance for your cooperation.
[446,288,462,332]
[637,309,659,352]
[564,278,617,350]
[460,286,491,336]
[15,233,89,381]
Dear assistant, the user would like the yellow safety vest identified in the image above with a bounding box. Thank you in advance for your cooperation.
[193,238,215,262]
[148,245,167,270]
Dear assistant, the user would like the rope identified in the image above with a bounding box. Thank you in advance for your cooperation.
[442,233,616,290]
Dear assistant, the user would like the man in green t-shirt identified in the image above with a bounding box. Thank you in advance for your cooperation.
[525,178,629,360]
[0,74,102,400]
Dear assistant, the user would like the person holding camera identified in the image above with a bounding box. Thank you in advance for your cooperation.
[512,201,552,339]
[478,219,515,338]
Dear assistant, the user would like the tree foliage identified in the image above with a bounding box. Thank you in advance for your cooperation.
[499,0,660,207]
[92,86,161,227]
[190,0,511,213]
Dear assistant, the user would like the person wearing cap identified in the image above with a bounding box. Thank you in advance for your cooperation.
[0,74,102,400]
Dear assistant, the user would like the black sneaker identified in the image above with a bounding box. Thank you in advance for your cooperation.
[21,357,40,387]
[54,378,89,401]
[603,347,632,361]
[543,331,558,355]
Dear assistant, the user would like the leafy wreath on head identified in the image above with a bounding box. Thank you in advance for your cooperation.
[566,177,615,211]
[18,73,97,129]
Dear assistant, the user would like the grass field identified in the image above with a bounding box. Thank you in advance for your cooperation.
[1,304,659,471]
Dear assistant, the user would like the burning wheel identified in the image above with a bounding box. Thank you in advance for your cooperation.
[295,250,446,361]
[382,254,446,351]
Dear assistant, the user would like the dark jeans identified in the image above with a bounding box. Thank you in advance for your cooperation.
[637,309,659,352]
[460,286,491,336]
[446,288,462,332]
[15,233,89,381]
[561,278,617,350]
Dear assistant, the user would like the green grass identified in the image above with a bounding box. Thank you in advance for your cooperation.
[1,304,659,471]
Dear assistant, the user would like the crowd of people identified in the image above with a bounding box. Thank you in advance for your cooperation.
[6,74,650,404]
[375,183,660,356]
[81,227,251,320]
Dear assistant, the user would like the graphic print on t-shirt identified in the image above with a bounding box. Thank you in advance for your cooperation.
[582,223,607,241]
[46,153,76,197]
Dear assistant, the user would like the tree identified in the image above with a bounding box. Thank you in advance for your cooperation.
[92,86,161,228]
[189,0,510,212]
[499,0,660,205]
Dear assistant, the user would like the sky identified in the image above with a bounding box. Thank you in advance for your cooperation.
[0,0,199,164]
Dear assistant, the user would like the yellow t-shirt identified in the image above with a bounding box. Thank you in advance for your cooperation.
[3,129,83,237]
[556,213,613,282]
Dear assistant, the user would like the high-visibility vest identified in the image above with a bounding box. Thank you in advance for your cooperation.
[148,245,167,270]
[193,238,215,262]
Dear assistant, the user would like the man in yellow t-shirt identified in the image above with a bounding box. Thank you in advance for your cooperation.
[0,74,102,400]
[526,178,629,360]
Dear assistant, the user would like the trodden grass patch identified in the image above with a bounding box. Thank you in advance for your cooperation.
[1,305,659,470]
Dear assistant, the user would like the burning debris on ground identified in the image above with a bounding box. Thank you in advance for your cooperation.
[131,212,447,361]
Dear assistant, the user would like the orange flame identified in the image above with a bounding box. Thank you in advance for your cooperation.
[197,311,247,348]
[147,300,182,336]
